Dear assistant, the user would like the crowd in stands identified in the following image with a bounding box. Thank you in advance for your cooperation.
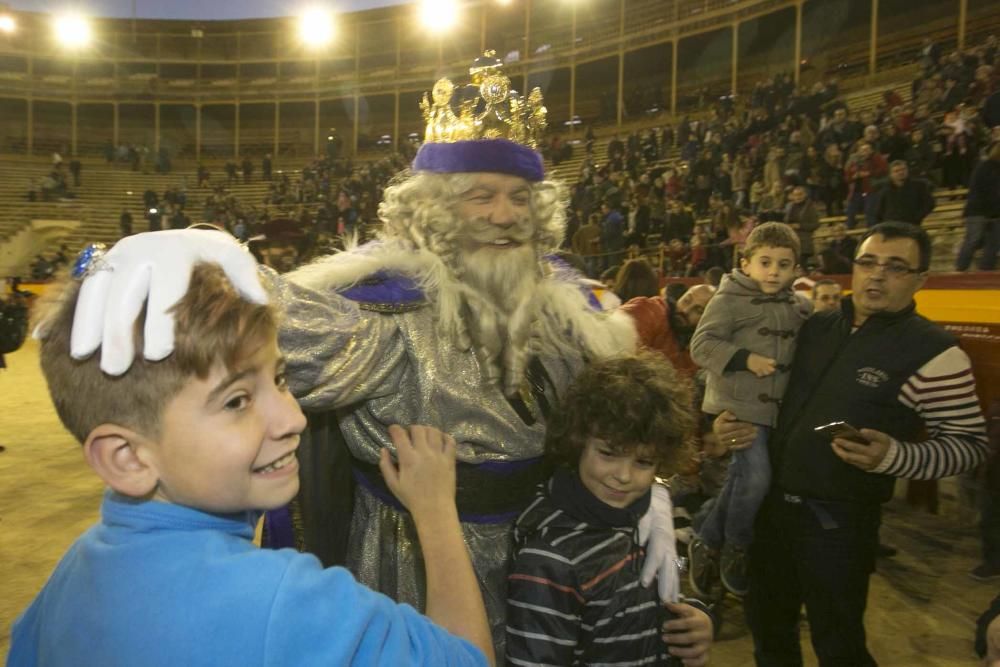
[123,33,997,278]
[27,152,80,202]
[128,151,413,272]
[102,140,172,174]
[561,34,999,280]
[15,36,997,282]
[27,245,70,281]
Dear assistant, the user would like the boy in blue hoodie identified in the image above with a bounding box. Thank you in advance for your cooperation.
[9,232,493,666]
[506,352,714,666]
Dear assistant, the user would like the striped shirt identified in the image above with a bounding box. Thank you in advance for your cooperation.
[506,475,692,666]
[872,346,990,478]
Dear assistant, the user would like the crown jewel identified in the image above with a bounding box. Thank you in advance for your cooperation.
[419,50,547,149]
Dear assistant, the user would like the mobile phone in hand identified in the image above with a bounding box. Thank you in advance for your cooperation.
[814,421,870,444]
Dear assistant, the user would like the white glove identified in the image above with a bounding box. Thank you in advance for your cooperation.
[68,230,268,375]
[638,482,680,603]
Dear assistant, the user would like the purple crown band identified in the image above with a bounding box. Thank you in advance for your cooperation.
[412,139,545,182]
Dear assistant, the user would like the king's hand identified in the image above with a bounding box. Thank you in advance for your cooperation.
[67,230,267,375]
[638,483,681,602]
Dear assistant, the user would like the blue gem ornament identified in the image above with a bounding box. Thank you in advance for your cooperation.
[71,242,109,280]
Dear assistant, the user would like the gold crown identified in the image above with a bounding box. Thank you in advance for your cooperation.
[419,51,547,149]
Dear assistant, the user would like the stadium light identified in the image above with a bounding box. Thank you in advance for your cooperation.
[418,0,458,32]
[53,13,91,48]
[298,7,335,48]
[0,14,16,35]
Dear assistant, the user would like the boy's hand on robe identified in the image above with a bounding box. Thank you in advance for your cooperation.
[379,425,457,520]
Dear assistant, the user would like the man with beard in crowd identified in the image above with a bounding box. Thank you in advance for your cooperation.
[67,55,685,659]
[621,283,716,379]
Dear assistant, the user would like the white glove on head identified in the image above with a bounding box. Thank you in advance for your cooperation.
[67,230,267,375]
[637,482,681,603]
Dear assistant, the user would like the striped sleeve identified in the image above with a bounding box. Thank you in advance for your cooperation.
[872,346,990,479]
[506,544,584,667]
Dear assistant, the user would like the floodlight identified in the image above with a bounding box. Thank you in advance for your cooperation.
[53,13,91,48]
[0,15,16,34]
[495,0,512,5]
[298,7,334,47]
[418,0,458,32]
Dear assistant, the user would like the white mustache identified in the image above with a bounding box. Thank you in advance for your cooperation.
[464,216,533,244]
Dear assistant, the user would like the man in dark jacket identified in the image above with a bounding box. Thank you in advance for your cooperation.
[956,141,1000,271]
[903,127,937,182]
[874,160,936,226]
[784,185,820,265]
[663,198,695,243]
[600,201,625,271]
[984,90,1000,129]
[119,209,133,238]
[717,222,990,666]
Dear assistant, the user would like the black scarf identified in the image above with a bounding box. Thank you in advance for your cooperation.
[549,466,651,530]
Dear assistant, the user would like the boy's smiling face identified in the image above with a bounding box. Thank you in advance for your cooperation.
[142,337,306,514]
[577,438,658,509]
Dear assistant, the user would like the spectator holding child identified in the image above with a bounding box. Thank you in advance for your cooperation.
[688,222,812,598]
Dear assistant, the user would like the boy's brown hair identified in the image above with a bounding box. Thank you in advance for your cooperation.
[35,262,276,443]
[742,221,801,263]
[545,351,694,474]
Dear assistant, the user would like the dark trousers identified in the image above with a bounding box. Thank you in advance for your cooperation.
[745,493,880,667]
[956,216,1000,271]
[981,451,1000,567]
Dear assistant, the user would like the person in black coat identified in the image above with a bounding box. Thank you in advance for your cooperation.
[874,161,936,226]
[119,209,133,238]
[957,141,1000,271]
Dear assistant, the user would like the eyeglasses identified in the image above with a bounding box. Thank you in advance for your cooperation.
[852,257,923,276]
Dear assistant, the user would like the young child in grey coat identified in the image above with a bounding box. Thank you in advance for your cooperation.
[688,222,812,597]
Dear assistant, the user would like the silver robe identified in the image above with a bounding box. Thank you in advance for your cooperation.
[268,254,634,651]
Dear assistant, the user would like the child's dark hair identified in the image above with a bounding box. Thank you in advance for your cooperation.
[743,221,801,262]
[545,351,694,473]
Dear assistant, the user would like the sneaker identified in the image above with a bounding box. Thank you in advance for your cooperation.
[688,537,720,598]
[720,544,749,597]
[969,562,1000,582]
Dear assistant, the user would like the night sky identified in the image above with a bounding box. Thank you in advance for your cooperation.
[7,0,409,21]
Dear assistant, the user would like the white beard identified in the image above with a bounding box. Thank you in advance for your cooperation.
[458,243,539,315]
[453,243,542,395]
